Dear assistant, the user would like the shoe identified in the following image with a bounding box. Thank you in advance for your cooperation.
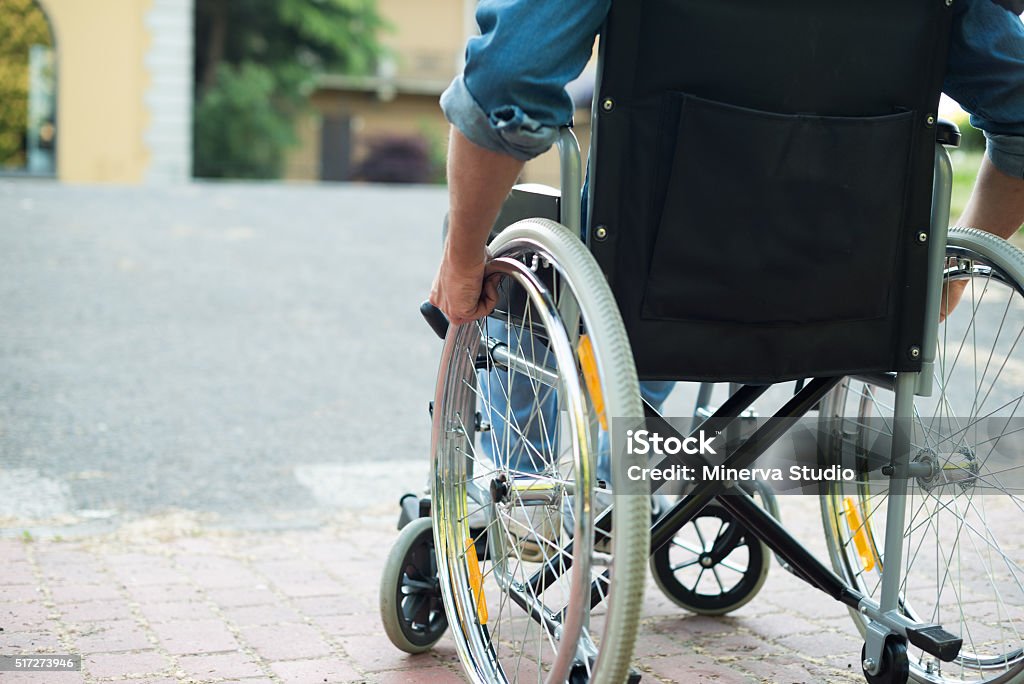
[562,493,670,554]
[502,503,562,564]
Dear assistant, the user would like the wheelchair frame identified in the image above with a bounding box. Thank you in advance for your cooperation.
[509,126,965,676]
[386,2,1012,668]
[383,111,1024,682]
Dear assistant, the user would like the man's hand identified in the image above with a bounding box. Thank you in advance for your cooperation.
[430,251,500,326]
[939,278,968,323]
[943,156,1024,320]
[432,128,525,326]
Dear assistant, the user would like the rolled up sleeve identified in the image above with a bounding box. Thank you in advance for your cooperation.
[945,0,1024,177]
[440,0,610,161]
[986,132,1024,178]
[441,76,559,161]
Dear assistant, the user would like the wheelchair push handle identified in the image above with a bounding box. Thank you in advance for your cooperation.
[420,301,450,340]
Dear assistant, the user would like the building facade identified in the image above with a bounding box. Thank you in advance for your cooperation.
[284,0,590,187]
[19,0,193,183]
[9,0,585,185]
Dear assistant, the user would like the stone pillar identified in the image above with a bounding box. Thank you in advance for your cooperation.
[143,0,194,182]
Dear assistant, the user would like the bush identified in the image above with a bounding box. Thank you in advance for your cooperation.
[193,63,296,179]
[192,0,387,180]
[351,134,438,183]
[957,119,986,153]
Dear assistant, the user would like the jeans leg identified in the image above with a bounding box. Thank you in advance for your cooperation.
[479,318,676,483]
[595,381,677,483]
[640,381,676,411]
[478,318,559,474]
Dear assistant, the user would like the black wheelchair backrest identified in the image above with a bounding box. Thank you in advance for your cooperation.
[587,0,955,382]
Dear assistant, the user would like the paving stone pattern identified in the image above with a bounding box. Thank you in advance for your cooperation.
[0,498,866,684]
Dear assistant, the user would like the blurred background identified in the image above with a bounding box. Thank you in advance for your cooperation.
[0,1,1015,537]
[0,0,584,188]
[0,0,590,536]
[0,0,993,201]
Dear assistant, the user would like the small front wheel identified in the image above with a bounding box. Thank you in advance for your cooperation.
[379,517,447,653]
[649,503,769,615]
[863,640,910,684]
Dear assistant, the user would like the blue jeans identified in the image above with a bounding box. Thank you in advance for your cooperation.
[946,0,1024,176]
[478,319,673,482]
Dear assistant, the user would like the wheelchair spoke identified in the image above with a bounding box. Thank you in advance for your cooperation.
[711,567,726,594]
[431,228,647,682]
[671,538,704,556]
[719,558,748,575]
[669,558,702,572]
[820,233,1024,683]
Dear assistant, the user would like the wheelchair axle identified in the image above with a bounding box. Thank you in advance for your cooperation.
[489,472,572,507]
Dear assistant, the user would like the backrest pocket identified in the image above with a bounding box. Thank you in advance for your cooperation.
[640,93,915,326]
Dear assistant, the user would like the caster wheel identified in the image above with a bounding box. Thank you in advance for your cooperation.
[379,517,447,653]
[862,640,910,684]
[650,503,769,615]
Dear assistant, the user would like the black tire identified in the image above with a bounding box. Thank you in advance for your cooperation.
[863,640,910,684]
[379,517,447,653]
[650,503,770,616]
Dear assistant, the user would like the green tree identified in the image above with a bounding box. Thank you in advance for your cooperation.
[193,0,386,179]
[0,0,53,169]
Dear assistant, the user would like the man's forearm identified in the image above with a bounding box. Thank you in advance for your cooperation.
[445,127,526,268]
[957,154,1024,239]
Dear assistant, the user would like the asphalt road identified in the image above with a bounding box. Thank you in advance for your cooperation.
[0,181,449,534]
[1,181,1019,536]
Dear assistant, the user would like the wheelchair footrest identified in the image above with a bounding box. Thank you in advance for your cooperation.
[906,624,962,662]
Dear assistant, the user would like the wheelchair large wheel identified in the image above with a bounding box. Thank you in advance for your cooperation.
[820,228,1024,684]
[431,219,649,684]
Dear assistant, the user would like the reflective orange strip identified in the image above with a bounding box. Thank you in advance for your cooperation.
[577,334,607,431]
[465,538,488,624]
[843,497,877,573]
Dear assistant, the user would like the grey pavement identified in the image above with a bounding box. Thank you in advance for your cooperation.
[0,181,446,534]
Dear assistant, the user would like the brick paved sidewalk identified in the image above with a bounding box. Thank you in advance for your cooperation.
[0,499,866,684]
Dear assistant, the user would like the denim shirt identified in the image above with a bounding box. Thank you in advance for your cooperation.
[441,0,1024,178]
[440,0,609,162]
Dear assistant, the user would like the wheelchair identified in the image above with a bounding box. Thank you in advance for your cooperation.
[380,1,1024,682]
